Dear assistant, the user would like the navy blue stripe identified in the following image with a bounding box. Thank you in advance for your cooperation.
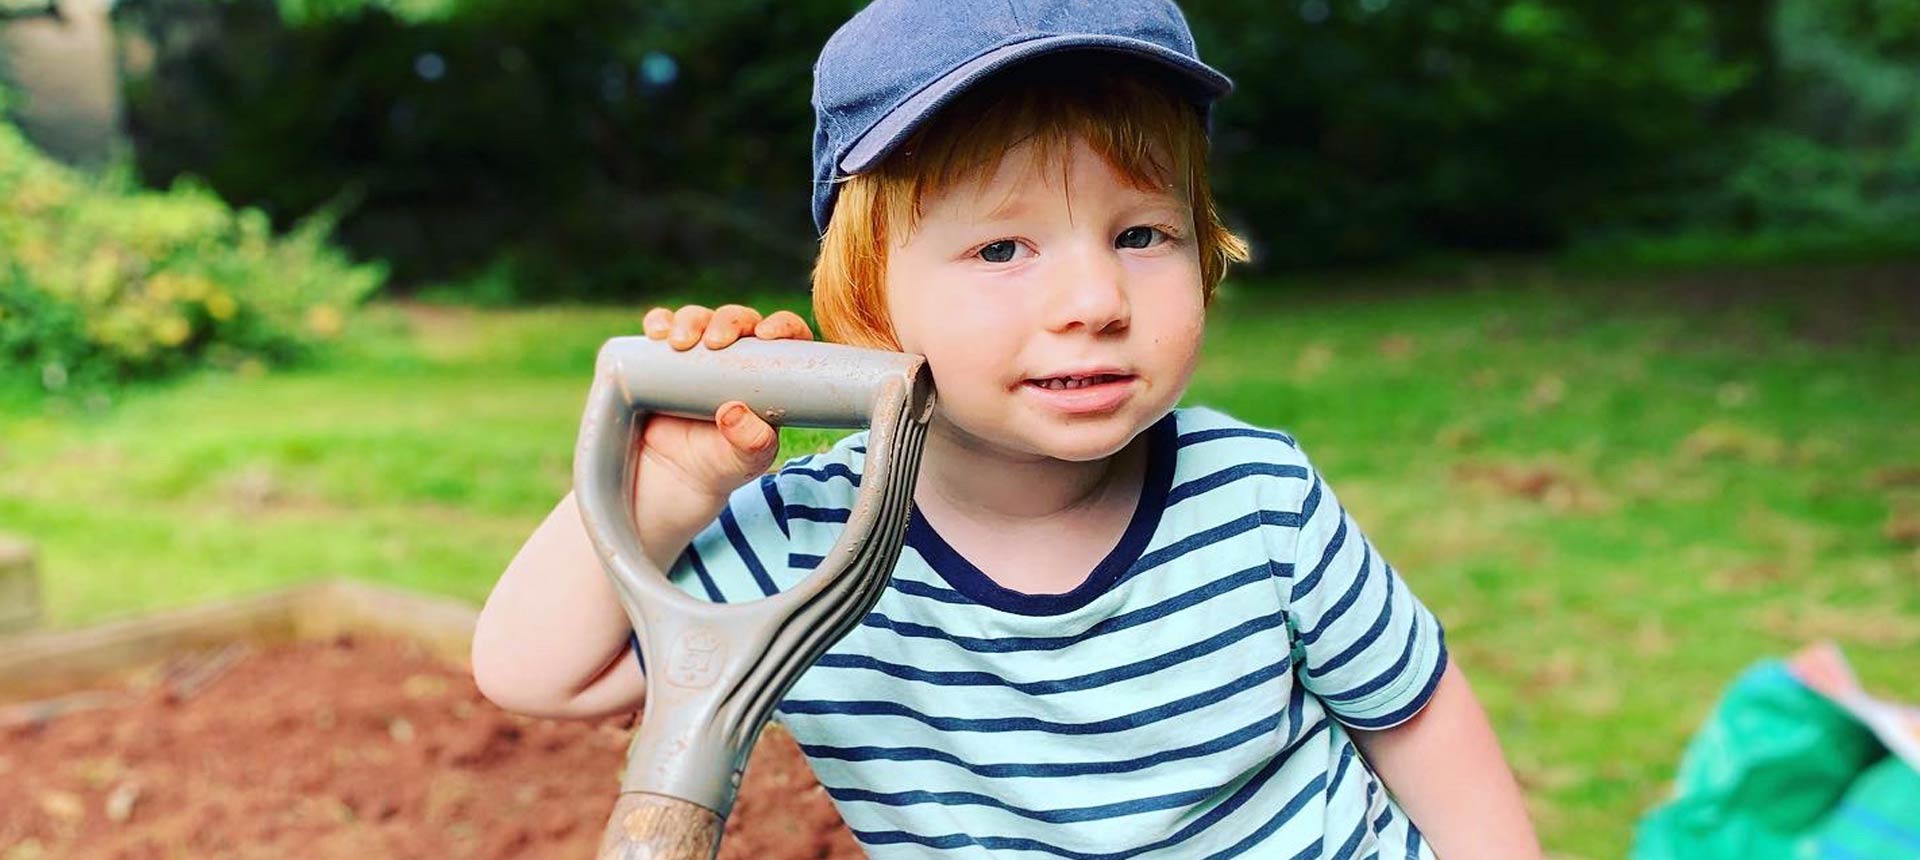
[812,610,1287,695]
[858,563,1269,653]
[853,729,1325,860]
[783,462,862,486]
[1168,462,1309,507]
[1330,816,1370,860]
[683,546,725,603]
[888,576,972,604]
[1177,426,1298,449]
[1327,744,1355,803]
[1292,486,1341,601]
[627,630,646,674]
[786,504,851,523]
[799,712,1305,779]
[1319,750,1361,860]
[719,506,778,597]
[1208,831,1322,860]
[1337,638,1450,729]
[1197,769,1331,860]
[1308,560,1397,679]
[780,657,1290,735]
[788,553,824,571]
[759,473,787,538]
[1324,614,1419,703]
[1296,470,1324,526]
[1116,508,1300,590]
[825,780,1221,824]
[1368,779,1387,832]
[1300,540,1373,646]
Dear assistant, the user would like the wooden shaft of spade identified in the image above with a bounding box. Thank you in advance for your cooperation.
[572,337,935,860]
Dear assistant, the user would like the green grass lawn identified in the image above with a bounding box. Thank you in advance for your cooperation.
[3,262,1916,858]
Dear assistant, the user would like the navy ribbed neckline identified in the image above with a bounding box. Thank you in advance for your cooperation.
[906,411,1177,616]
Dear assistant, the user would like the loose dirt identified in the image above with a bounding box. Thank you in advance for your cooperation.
[0,635,861,860]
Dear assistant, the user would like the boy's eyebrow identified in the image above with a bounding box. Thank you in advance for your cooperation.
[973,185,1188,224]
[1121,184,1189,211]
[981,192,1035,222]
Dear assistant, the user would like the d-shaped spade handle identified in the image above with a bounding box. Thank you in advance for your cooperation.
[573,337,934,860]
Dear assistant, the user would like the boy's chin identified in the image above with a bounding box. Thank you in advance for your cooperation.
[932,397,1163,463]
[1018,413,1156,463]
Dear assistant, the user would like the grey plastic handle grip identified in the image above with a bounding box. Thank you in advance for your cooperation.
[573,337,934,839]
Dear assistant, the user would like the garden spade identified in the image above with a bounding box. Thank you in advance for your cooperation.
[572,336,934,860]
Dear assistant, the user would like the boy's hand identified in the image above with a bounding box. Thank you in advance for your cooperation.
[633,304,815,500]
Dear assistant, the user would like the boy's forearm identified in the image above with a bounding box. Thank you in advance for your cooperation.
[472,470,729,718]
[1348,659,1542,860]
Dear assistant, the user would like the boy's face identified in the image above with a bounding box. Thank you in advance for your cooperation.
[884,136,1206,463]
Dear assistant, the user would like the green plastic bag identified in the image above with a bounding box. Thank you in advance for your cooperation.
[1633,660,1920,860]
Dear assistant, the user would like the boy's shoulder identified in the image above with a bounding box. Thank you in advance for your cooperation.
[1169,404,1308,466]
[1167,405,1322,513]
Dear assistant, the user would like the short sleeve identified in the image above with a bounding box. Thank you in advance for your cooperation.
[1279,456,1448,730]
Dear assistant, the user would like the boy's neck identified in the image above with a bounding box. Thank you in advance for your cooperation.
[911,415,1148,527]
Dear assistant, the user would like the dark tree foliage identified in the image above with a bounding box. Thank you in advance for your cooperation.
[108,0,1918,299]
[1189,0,1756,261]
[116,0,858,298]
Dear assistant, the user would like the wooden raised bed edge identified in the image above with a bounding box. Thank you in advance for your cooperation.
[0,578,481,701]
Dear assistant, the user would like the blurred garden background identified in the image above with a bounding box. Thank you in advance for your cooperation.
[1,0,1916,857]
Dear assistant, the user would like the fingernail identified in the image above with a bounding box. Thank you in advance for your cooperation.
[722,404,747,428]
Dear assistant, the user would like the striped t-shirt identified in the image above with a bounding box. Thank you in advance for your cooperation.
[642,405,1447,859]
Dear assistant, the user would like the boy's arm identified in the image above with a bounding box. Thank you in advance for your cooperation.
[470,478,730,720]
[1348,658,1543,860]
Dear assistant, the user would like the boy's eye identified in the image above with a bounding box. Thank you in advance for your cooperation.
[978,240,1019,263]
[1115,226,1165,249]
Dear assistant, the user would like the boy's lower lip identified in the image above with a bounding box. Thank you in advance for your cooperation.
[1020,376,1137,414]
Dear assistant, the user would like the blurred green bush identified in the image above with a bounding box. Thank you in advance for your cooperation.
[0,88,384,390]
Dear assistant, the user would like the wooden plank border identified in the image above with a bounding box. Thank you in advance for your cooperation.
[0,578,480,700]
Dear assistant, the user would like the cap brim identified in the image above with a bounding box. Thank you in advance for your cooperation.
[838,34,1232,175]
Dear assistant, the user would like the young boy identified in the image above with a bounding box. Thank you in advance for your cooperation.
[473,1,1542,857]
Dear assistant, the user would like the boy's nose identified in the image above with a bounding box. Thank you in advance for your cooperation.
[1043,245,1130,335]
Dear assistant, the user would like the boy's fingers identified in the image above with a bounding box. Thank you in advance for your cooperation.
[668,305,713,350]
[704,304,764,349]
[754,310,814,341]
[642,307,673,340]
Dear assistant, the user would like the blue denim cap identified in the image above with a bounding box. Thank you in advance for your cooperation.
[809,0,1231,234]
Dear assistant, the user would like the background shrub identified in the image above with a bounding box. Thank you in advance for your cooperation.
[0,88,384,391]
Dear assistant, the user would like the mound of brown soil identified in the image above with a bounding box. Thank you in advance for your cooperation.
[0,636,860,860]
